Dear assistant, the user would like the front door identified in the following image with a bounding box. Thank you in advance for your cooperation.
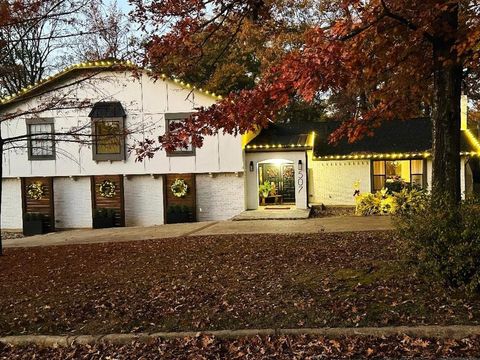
[259,163,295,204]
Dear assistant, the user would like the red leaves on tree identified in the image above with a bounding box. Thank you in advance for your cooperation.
[132,0,480,159]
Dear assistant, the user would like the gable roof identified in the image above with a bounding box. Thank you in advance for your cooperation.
[245,121,315,152]
[0,60,223,110]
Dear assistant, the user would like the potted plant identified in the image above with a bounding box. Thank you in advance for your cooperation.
[258,181,273,205]
[93,208,116,229]
[181,205,194,222]
[167,205,193,223]
[23,212,44,236]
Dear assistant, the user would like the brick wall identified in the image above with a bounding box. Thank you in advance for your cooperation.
[309,160,371,205]
[124,175,164,226]
[54,177,92,229]
[1,178,22,230]
[196,173,245,221]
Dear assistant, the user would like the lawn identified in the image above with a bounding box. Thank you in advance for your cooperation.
[1,231,480,336]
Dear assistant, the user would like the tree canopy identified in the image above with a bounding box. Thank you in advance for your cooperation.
[134,0,480,200]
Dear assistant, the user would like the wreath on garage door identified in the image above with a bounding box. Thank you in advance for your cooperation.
[26,182,45,200]
[99,180,116,198]
[171,178,188,198]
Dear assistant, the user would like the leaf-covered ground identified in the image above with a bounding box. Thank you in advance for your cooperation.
[2,335,480,359]
[1,231,480,336]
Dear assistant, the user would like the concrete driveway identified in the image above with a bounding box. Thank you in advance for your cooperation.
[3,216,393,249]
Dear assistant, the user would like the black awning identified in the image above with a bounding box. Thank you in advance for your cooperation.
[88,101,126,118]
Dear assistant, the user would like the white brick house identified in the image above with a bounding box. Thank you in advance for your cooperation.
[0,61,245,231]
[1,61,478,232]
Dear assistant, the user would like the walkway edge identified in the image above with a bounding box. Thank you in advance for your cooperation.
[2,326,480,347]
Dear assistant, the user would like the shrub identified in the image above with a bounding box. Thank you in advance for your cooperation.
[355,189,396,215]
[23,212,42,221]
[385,176,406,193]
[394,195,480,293]
[94,208,116,218]
[355,187,427,216]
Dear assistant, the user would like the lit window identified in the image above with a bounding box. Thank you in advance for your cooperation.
[27,119,55,160]
[95,120,122,154]
[372,159,424,191]
[89,102,126,161]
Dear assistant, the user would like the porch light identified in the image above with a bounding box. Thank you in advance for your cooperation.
[249,161,254,172]
[298,160,303,171]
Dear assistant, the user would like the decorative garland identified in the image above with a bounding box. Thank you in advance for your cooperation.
[171,178,188,198]
[99,180,116,198]
[26,182,45,200]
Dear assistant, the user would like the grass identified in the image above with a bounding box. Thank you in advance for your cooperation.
[1,231,479,336]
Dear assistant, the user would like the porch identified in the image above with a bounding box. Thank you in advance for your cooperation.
[231,206,311,220]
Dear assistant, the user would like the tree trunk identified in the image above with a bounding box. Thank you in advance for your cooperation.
[431,4,462,203]
[0,140,3,256]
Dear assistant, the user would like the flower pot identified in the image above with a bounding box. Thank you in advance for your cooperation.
[23,219,44,236]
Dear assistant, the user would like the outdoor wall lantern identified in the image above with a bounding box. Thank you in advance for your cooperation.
[298,160,303,171]
[249,161,254,172]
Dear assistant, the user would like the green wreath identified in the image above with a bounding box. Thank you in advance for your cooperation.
[26,182,44,200]
[99,180,116,198]
[171,178,188,198]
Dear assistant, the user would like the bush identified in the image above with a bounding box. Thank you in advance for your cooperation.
[355,187,427,216]
[23,212,42,221]
[394,195,480,293]
[94,208,116,218]
[355,189,397,215]
[385,177,407,193]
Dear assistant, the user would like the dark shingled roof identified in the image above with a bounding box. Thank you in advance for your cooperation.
[245,118,478,156]
[245,121,314,152]
[88,101,126,118]
[313,118,477,157]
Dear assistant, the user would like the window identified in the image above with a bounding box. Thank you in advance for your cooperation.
[89,102,126,161]
[372,159,425,191]
[165,113,195,156]
[26,118,55,160]
[92,118,125,161]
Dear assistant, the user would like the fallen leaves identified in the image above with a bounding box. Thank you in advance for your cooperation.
[0,231,479,337]
[3,335,480,359]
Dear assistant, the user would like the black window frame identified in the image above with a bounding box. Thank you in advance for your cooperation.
[165,112,195,157]
[371,158,426,192]
[91,116,126,161]
[26,118,55,161]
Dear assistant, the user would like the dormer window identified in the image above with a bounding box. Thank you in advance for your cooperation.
[89,102,126,161]
[165,113,195,156]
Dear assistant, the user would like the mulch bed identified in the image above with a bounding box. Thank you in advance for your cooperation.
[1,232,480,337]
[310,205,356,217]
[2,335,480,359]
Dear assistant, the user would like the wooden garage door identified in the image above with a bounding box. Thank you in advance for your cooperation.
[165,174,196,223]
[91,175,125,227]
[21,177,55,233]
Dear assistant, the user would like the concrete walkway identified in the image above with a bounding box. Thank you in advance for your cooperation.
[3,216,393,249]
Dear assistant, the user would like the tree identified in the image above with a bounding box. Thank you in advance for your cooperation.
[0,1,138,255]
[65,0,138,63]
[0,0,87,95]
[134,0,480,202]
